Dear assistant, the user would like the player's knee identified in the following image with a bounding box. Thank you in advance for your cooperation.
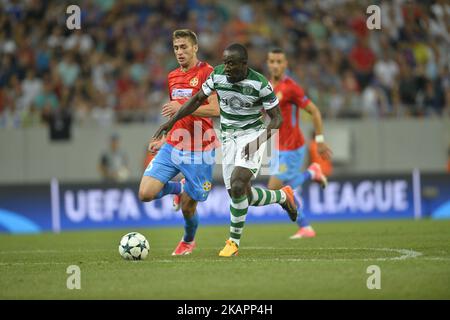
[230,179,247,197]
[138,187,156,202]
[181,201,196,215]
[268,177,284,190]
[182,206,196,218]
[181,194,198,215]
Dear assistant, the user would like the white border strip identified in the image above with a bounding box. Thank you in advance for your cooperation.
[412,168,422,220]
[50,178,61,233]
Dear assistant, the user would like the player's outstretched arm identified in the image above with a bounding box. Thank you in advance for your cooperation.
[192,94,220,117]
[304,101,333,160]
[161,94,220,118]
[153,90,208,140]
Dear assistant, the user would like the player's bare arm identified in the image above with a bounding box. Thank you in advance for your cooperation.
[242,105,282,160]
[304,101,333,160]
[161,94,220,118]
[153,89,209,140]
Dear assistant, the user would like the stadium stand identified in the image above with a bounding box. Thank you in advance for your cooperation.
[0,0,449,130]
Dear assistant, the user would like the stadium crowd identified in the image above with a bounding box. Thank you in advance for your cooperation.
[0,0,449,129]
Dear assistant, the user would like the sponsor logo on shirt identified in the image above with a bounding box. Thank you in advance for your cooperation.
[242,85,253,95]
[171,88,193,99]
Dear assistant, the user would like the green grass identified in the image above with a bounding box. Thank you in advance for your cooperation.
[0,220,450,299]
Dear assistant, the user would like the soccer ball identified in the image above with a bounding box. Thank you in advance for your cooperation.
[118,232,150,260]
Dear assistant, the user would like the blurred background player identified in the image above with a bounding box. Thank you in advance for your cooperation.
[308,130,333,178]
[266,47,333,239]
[139,29,219,256]
[153,43,300,257]
[98,133,130,182]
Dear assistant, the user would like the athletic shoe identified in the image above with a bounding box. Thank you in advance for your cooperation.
[308,163,328,189]
[280,186,298,222]
[290,226,316,239]
[172,240,196,256]
[218,239,239,257]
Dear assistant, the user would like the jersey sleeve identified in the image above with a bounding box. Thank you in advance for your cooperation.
[260,81,279,110]
[291,83,310,109]
[201,65,214,82]
[201,69,216,97]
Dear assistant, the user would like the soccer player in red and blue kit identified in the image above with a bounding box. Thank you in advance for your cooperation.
[266,48,333,239]
[139,29,219,255]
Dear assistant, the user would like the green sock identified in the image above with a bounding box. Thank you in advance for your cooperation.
[249,187,286,206]
[229,195,249,246]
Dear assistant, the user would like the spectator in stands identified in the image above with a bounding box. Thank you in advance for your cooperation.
[348,37,376,90]
[47,101,72,141]
[98,133,130,182]
[34,79,59,117]
[0,0,448,125]
[374,50,399,108]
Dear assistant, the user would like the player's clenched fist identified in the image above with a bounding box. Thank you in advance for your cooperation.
[317,142,333,161]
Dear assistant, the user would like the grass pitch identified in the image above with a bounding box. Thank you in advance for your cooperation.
[0,220,449,299]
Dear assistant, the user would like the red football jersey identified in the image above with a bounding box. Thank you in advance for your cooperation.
[274,76,310,151]
[166,61,218,151]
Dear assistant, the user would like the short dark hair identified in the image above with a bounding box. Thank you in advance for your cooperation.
[225,43,248,62]
[268,47,285,55]
[172,29,198,45]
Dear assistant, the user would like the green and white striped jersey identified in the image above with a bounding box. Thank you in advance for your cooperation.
[201,65,279,131]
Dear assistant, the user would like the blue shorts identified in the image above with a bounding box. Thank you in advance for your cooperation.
[143,143,215,202]
[269,146,306,182]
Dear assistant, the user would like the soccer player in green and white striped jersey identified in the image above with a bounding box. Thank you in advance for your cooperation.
[153,43,299,257]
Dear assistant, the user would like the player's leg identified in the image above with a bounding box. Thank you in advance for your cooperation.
[220,164,298,257]
[219,130,298,256]
[138,176,165,201]
[267,175,284,190]
[172,177,185,211]
[218,132,248,257]
[288,159,328,190]
[288,163,327,189]
[138,144,182,202]
[267,174,313,237]
[276,146,316,238]
[219,166,252,257]
[237,136,298,221]
[268,174,304,221]
[289,183,316,239]
[245,152,298,222]
[248,183,298,222]
[139,176,183,201]
[172,192,198,255]
[172,147,215,255]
